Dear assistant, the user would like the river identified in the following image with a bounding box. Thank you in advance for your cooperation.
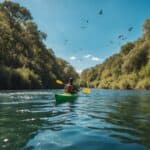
[0,89,150,150]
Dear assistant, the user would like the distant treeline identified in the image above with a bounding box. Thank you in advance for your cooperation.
[0,1,78,90]
[81,19,150,89]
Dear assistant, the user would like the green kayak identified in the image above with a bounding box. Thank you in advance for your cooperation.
[55,93,78,102]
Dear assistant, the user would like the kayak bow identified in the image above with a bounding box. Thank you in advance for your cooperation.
[55,93,78,102]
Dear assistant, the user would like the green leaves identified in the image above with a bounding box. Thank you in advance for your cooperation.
[81,19,150,90]
[120,42,135,55]
[0,1,78,89]
[0,1,32,23]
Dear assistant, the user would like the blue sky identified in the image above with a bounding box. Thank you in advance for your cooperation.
[5,0,150,72]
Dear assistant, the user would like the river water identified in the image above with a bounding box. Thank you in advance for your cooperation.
[0,89,150,150]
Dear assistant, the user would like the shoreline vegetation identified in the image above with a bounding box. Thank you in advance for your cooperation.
[0,1,149,90]
[0,1,78,90]
[81,19,150,90]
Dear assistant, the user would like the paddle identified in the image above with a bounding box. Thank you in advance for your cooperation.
[56,80,91,94]
[56,80,63,85]
[82,87,91,94]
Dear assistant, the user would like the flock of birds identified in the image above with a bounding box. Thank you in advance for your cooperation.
[64,9,134,46]
[64,9,104,45]
[62,9,134,62]
[80,9,103,30]
[118,27,133,40]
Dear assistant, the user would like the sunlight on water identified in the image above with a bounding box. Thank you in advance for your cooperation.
[0,89,150,150]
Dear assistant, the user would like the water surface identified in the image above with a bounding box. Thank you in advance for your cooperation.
[0,89,150,150]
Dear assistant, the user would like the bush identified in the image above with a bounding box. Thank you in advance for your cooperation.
[118,80,132,89]
[136,78,150,89]
[139,61,150,78]
[118,73,138,89]
[0,66,11,89]
[15,68,42,89]
[120,42,135,55]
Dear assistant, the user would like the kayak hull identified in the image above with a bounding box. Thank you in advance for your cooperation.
[55,93,78,102]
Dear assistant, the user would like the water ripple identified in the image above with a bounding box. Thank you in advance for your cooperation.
[0,89,150,150]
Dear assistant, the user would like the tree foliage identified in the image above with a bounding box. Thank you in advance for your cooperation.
[0,1,78,89]
[81,19,150,89]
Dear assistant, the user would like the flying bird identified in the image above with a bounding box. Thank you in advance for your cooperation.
[64,40,68,45]
[99,9,103,15]
[122,37,128,40]
[118,34,124,39]
[81,17,89,23]
[128,27,133,32]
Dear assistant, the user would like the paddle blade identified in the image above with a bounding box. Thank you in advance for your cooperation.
[56,80,63,85]
[82,88,91,94]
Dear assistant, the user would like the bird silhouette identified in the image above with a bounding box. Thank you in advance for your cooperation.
[64,40,68,45]
[122,37,128,40]
[118,34,124,39]
[99,9,103,15]
[128,27,133,32]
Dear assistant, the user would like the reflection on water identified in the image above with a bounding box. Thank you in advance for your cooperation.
[0,89,150,150]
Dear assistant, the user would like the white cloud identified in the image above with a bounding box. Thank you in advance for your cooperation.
[69,56,77,60]
[84,54,92,58]
[76,69,82,74]
[83,54,102,62]
[91,56,101,61]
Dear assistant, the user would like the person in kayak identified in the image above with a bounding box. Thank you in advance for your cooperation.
[64,77,79,94]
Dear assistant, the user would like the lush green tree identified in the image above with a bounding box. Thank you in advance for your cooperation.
[0,1,78,89]
[120,42,135,56]
[81,19,150,89]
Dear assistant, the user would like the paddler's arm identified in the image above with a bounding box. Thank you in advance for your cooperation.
[64,84,68,93]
